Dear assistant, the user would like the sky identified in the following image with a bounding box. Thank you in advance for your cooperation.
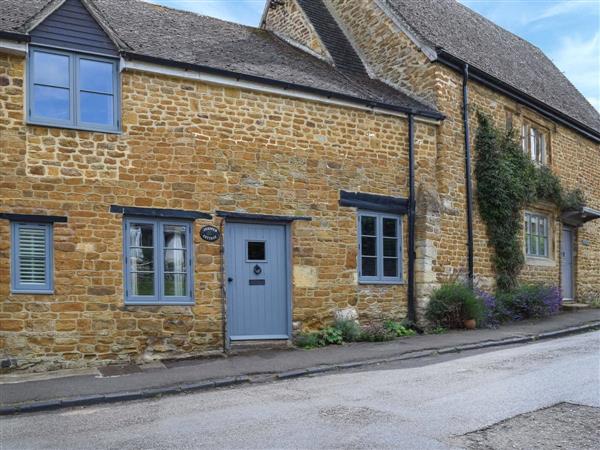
[149,0,600,112]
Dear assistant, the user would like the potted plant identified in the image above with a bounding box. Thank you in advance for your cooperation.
[463,295,483,330]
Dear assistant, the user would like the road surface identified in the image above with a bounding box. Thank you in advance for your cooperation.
[2,331,599,449]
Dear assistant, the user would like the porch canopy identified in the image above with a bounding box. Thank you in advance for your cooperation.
[561,207,600,227]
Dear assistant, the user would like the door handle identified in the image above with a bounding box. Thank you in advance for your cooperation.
[227,277,233,283]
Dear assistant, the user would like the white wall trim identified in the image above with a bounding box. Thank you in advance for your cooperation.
[121,58,441,125]
[0,39,28,55]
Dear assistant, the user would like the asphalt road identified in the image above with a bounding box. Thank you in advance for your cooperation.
[1,332,599,449]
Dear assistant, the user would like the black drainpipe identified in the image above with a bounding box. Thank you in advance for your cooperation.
[463,64,475,286]
[407,114,417,322]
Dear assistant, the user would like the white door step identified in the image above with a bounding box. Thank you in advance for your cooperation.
[228,340,292,354]
[562,302,590,311]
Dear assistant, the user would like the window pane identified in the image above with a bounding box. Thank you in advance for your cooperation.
[80,92,113,125]
[383,238,397,257]
[18,226,47,285]
[361,236,376,256]
[539,237,547,257]
[129,248,154,272]
[530,235,537,255]
[164,225,186,249]
[164,249,186,272]
[130,272,154,296]
[383,218,398,237]
[247,241,266,261]
[361,257,377,277]
[361,216,376,236]
[164,273,187,297]
[33,51,69,87]
[79,59,113,93]
[129,223,153,247]
[383,258,398,277]
[32,85,70,120]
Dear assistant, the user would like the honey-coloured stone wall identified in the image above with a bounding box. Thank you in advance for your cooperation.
[0,52,438,371]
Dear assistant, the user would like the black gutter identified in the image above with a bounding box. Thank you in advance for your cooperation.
[0,31,30,42]
[120,51,445,121]
[463,65,475,286]
[437,50,600,143]
[407,114,417,322]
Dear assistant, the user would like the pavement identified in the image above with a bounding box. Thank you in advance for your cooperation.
[1,309,599,415]
[2,331,598,449]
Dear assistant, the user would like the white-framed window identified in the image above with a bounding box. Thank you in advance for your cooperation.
[525,212,549,258]
[27,47,120,133]
[124,218,193,305]
[358,211,403,284]
[521,123,548,165]
[11,222,54,294]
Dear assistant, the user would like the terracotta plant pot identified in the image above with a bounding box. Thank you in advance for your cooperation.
[464,319,477,330]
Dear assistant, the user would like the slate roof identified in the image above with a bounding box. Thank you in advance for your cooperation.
[385,0,600,133]
[0,0,441,118]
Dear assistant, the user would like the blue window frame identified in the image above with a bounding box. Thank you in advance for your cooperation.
[124,218,194,305]
[11,222,54,294]
[28,47,120,133]
[358,211,403,284]
[525,212,550,258]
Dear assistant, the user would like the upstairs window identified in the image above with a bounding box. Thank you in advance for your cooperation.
[124,218,194,305]
[11,222,54,293]
[28,47,119,132]
[525,212,549,258]
[358,211,403,284]
[521,123,548,165]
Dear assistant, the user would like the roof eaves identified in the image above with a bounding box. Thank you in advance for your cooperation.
[436,50,600,143]
[20,0,65,33]
[80,0,131,50]
[121,50,445,121]
[0,30,31,42]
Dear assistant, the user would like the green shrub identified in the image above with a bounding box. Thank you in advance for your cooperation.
[294,332,321,349]
[474,113,585,290]
[318,327,343,346]
[384,321,416,337]
[334,319,362,342]
[358,322,395,342]
[428,326,448,335]
[425,282,484,328]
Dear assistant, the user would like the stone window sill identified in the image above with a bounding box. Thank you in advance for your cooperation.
[525,256,555,267]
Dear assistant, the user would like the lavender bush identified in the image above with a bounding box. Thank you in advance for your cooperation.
[475,289,501,328]
[495,284,562,322]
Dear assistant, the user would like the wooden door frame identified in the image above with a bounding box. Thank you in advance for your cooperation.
[561,225,575,301]
[223,219,292,346]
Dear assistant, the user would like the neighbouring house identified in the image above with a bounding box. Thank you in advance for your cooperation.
[0,0,598,371]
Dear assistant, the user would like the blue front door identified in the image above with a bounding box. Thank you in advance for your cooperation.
[226,222,290,340]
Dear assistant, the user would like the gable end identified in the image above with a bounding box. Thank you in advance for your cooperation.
[30,0,118,56]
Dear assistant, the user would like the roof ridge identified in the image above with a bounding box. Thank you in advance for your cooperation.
[136,0,259,31]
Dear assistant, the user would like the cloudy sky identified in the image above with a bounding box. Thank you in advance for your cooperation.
[150,0,599,111]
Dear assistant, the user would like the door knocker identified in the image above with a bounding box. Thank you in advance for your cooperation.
[253,264,262,275]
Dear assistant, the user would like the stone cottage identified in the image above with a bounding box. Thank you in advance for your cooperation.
[0,0,598,371]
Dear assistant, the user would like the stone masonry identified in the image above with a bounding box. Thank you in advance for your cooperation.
[0,52,438,371]
[308,0,600,296]
[1,0,598,372]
